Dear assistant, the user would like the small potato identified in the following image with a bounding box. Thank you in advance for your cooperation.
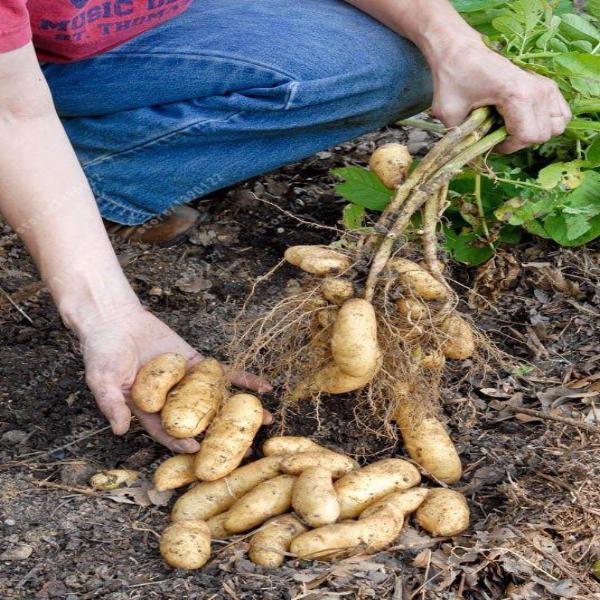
[359,487,429,521]
[440,314,475,360]
[396,297,429,321]
[194,393,263,481]
[262,436,325,456]
[335,458,421,519]
[171,456,283,521]
[321,278,354,305]
[316,306,339,329]
[281,451,358,479]
[331,299,381,378]
[369,143,413,189]
[394,401,462,484]
[154,454,196,492]
[290,512,399,561]
[131,353,187,413]
[415,488,470,536]
[248,514,307,567]
[284,246,351,276]
[292,467,340,527]
[206,512,231,539]
[159,520,211,569]
[420,351,445,370]
[161,359,226,438]
[90,469,139,490]
[302,362,380,396]
[389,259,448,301]
[225,475,296,533]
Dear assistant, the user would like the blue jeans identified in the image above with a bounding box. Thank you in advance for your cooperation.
[43,0,432,225]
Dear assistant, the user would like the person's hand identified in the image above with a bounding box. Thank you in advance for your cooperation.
[79,305,272,452]
[427,40,571,153]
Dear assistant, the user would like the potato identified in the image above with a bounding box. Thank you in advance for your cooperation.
[131,353,187,413]
[154,454,196,492]
[389,259,448,301]
[396,297,428,321]
[194,393,263,481]
[281,451,358,479]
[292,467,340,527]
[394,401,462,484]
[369,143,412,189]
[225,475,296,533]
[415,489,470,536]
[159,520,211,569]
[440,314,475,360]
[420,351,445,370]
[316,306,339,329]
[284,245,351,276]
[161,358,226,438]
[301,362,380,396]
[321,278,354,305]
[359,487,428,521]
[248,514,307,567]
[206,512,231,539]
[90,469,139,490]
[335,458,421,519]
[290,512,399,561]
[171,456,282,521]
[262,436,325,457]
[331,299,381,378]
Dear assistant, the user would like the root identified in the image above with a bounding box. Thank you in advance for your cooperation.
[421,182,448,285]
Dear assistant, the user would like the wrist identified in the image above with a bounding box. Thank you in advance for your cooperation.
[415,22,485,66]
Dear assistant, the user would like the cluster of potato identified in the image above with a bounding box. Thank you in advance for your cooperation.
[156,433,470,570]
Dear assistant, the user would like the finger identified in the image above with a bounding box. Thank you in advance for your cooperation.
[88,378,132,435]
[132,406,201,453]
[495,101,544,154]
[431,99,471,129]
[228,369,273,393]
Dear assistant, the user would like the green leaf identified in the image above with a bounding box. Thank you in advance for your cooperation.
[586,135,600,165]
[537,161,585,190]
[342,204,366,230]
[587,0,600,20]
[566,119,600,133]
[554,53,600,96]
[451,232,494,265]
[332,167,393,211]
[570,39,594,52]
[558,13,600,44]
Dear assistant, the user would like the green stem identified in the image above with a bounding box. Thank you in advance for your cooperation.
[516,51,561,59]
[474,173,491,241]
[482,174,545,190]
[396,117,447,134]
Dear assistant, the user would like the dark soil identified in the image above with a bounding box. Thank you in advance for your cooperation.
[1,125,599,600]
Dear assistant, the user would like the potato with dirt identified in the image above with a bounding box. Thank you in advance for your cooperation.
[159,520,211,569]
[154,454,196,491]
[284,245,351,275]
[171,456,282,521]
[369,143,413,189]
[225,474,296,533]
[415,488,470,536]
[194,392,263,480]
[248,514,307,567]
[359,487,428,521]
[262,436,325,456]
[297,361,381,397]
[321,278,354,305]
[292,466,340,527]
[281,450,358,479]
[131,353,187,413]
[440,314,475,360]
[335,458,421,518]
[90,469,139,490]
[161,358,226,438]
[389,258,448,301]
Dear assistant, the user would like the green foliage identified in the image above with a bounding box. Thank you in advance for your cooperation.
[332,0,599,265]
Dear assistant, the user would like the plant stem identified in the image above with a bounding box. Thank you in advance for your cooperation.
[422,183,449,285]
[396,117,447,134]
[474,173,491,241]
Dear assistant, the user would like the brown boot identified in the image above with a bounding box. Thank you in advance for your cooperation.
[104,205,200,247]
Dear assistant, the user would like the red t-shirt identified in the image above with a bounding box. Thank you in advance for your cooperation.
[0,0,191,62]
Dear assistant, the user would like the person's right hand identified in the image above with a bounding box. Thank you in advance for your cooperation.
[79,304,272,452]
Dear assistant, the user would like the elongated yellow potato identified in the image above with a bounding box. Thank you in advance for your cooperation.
[284,246,351,276]
[262,436,325,456]
[331,299,381,378]
[131,353,187,413]
[298,362,380,397]
[369,143,412,189]
[415,489,470,536]
[290,512,399,561]
[159,520,211,569]
[394,400,462,484]
[171,456,282,521]
[292,466,340,527]
[225,475,296,533]
[206,512,232,539]
[335,458,421,519]
[248,514,307,567]
[359,487,429,521]
[161,359,226,438]
[90,469,139,490]
[440,314,475,360]
[194,393,263,481]
[321,278,354,305]
[389,258,448,301]
[281,451,358,479]
[154,454,196,492]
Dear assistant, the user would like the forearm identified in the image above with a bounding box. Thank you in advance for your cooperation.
[345,0,484,60]
[0,45,140,335]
